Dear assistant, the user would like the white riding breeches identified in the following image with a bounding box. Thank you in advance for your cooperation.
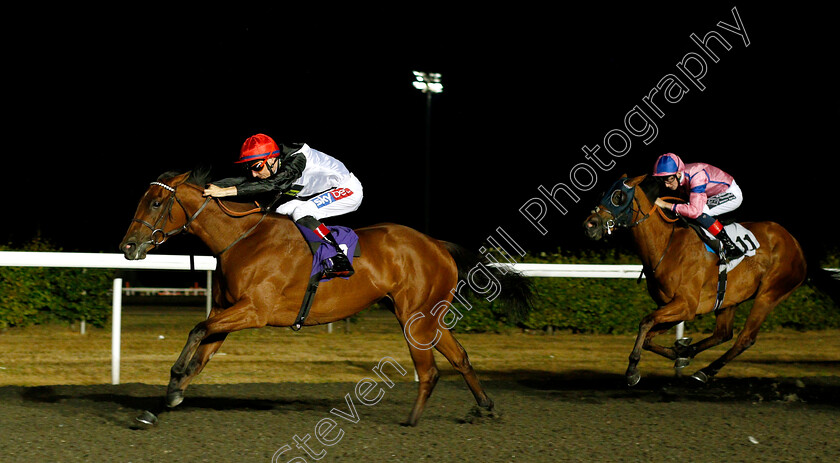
[704,179,743,216]
[275,173,363,221]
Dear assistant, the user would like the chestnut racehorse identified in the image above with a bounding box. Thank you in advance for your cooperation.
[583,174,815,386]
[120,169,532,426]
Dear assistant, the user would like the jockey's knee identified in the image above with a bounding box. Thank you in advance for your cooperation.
[695,213,717,229]
[289,202,322,222]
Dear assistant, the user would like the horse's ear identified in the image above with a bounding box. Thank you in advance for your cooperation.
[625,174,648,187]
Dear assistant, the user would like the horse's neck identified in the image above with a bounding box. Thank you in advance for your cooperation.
[629,200,672,270]
[179,188,280,255]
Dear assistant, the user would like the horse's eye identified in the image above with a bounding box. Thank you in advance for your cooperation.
[610,190,625,207]
[152,200,162,208]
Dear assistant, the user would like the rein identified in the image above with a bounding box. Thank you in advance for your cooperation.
[213,213,267,257]
[215,198,263,217]
[211,198,266,256]
[613,195,682,231]
[652,197,682,223]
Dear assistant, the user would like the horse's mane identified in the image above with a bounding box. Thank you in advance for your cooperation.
[638,174,661,204]
[187,164,212,187]
[156,164,213,188]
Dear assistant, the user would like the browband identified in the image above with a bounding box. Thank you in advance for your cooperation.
[150,181,175,192]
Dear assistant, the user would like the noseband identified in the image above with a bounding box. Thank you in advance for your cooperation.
[132,181,211,247]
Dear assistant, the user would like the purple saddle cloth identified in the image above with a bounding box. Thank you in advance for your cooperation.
[295,224,359,281]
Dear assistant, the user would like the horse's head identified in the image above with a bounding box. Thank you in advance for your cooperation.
[583,174,659,240]
[119,170,209,260]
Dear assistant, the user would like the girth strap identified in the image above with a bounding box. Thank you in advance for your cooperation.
[291,272,322,331]
[714,265,728,312]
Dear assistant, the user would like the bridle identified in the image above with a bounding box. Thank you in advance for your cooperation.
[593,179,682,277]
[594,179,681,235]
[132,180,268,256]
[132,181,211,247]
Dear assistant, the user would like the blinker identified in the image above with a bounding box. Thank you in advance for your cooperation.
[598,178,636,228]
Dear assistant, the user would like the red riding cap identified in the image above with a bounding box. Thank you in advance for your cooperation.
[235,134,281,164]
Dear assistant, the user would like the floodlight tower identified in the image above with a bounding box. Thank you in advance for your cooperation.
[412,71,443,234]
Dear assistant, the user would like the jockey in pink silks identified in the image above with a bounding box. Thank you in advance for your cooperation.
[652,153,745,263]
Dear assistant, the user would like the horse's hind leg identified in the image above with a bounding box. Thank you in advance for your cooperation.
[397,307,441,426]
[433,328,494,411]
[403,343,440,427]
[642,321,681,360]
[669,306,737,371]
[691,296,779,383]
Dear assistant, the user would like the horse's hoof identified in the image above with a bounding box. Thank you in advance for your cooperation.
[674,337,693,348]
[166,390,184,408]
[135,410,158,426]
[690,371,709,384]
[460,404,502,424]
[627,370,641,387]
[674,357,691,370]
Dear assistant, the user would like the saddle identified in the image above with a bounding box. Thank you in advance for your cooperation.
[684,218,758,264]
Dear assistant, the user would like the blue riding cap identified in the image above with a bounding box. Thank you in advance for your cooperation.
[653,153,685,177]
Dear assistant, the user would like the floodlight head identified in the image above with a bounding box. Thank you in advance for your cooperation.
[412,70,443,94]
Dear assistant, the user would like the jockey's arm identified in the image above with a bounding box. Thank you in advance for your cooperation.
[203,184,237,197]
[235,153,307,196]
[203,176,245,198]
[672,190,707,219]
[203,154,306,198]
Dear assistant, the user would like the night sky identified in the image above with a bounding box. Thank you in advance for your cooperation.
[6,5,838,261]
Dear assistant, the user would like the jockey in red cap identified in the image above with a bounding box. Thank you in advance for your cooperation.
[653,153,745,263]
[204,134,362,277]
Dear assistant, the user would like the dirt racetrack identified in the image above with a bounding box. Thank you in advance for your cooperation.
[2,375,840,462]
[2,307,840,462]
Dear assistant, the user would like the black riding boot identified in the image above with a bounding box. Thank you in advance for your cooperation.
[716,228,745,264]
[322,233,355,278]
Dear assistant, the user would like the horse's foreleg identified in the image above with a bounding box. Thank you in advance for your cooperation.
[628,299,690,386]
[167,322,209,407]
[167,332,228,407]
[167,302,264,407]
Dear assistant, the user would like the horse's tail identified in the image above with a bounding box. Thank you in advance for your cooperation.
[440,241,535,323]
[807,264,840,307]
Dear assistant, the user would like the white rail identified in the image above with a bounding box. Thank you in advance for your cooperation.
[510,263,644,278]
[4,253,833,385]
[0,251,216,384]
[0,251,216,271]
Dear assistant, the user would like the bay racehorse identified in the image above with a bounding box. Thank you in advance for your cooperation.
[583,174,823,386]
[120,169,533,426]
